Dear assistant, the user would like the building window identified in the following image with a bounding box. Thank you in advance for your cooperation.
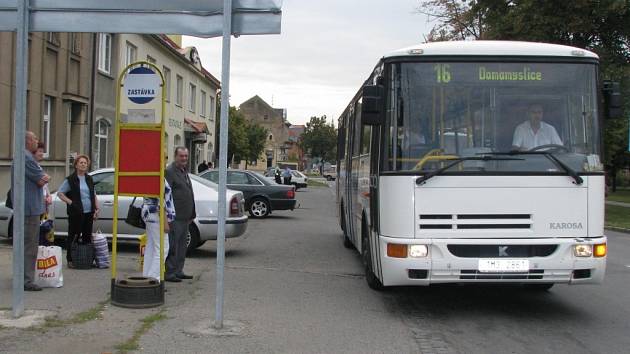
[209,96,215,120]
[147,55,156,64]
[200,90,207,117]
[264,114,269,120]
[125,42,137,66]
[98,33,112,74]
[42,96,52,158]
[189,83,196,113]
[269,134,273,141]
[176,75,183,107]
[174,134,182,147]
[165,132,169,161]
[46,33,60,46]
[163,66,171,102]
[94,119,110,170]
[70,33,81,54]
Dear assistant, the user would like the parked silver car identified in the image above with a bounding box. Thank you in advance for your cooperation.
[0,168,248,253]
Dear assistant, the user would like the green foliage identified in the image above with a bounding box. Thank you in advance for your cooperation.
[605,204,630,229]
[227,106,249,164]
[224,106,268,166]
[300,116,337,164]
[245,122,268,165]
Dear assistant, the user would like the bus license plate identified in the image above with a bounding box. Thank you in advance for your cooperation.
[478,259,529,273]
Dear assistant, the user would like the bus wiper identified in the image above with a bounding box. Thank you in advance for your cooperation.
[415,156,524,186]
[487,151,584,185]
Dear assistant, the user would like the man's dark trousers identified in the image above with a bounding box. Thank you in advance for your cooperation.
[166,220,189,278]
[24,216,40,285]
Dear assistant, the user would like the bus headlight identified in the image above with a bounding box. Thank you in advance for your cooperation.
[573,244,593,257]
[409,245,428,258]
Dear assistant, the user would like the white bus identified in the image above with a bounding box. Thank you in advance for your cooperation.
[337,41,620,290]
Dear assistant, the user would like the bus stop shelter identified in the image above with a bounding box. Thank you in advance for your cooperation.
[1,0,282,329]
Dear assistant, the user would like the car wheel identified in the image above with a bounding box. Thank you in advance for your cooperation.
[186,224,201,255]
[326,176,332,181]
[249,198,270,218]
[362,220,383,290]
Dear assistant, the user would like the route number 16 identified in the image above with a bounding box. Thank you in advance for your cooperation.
[434,64,451,83]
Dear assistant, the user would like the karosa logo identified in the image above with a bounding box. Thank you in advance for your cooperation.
[549,222,583,230]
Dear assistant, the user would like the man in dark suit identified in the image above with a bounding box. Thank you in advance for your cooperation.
[165,146,196,282]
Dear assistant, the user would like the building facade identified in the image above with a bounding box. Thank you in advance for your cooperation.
[94,34,219,170]
[1,32,220,194]
[239,95,291,171]
[0,32,94,190]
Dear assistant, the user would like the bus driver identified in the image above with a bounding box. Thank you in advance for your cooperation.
[512,103,563,151]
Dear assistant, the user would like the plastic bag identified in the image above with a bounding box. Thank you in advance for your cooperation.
[92,230,110,269]
[34,246,63,288]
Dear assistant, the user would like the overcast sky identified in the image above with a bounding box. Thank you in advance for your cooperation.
[183,0,433,126]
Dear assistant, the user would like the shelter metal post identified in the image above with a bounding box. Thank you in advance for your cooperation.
[11,0,30,319]
[215,0,233,329]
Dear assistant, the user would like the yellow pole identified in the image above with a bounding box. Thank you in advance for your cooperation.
[112,61,165,282]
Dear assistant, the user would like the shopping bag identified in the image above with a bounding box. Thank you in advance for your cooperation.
[34,246,63,288]
[39,214,54,246]
[92,231,110,269]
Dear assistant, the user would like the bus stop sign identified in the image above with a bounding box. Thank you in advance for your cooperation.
[124,66,160,104]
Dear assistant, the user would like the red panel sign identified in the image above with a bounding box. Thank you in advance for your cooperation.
[118,175,160,195]
[119,129,161,172]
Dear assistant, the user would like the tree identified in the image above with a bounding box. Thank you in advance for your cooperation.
[416,0,487,41]
[244,122,268,169]
[227,106,248,166]
[300,115,337,169]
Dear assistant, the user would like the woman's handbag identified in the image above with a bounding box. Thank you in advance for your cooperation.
[125,197,146,229]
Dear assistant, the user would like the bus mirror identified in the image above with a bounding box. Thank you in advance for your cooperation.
[603,81,623,119]
[362,85,384,125]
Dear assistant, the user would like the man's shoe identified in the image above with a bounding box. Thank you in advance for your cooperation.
[165,276,182,283]
[24,283,42,291]
[176,274,193,280]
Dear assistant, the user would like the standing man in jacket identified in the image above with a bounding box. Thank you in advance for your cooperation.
[165,146,196,282]
[12,131,50,291]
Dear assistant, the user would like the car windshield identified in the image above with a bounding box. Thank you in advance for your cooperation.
[383,61,602,174]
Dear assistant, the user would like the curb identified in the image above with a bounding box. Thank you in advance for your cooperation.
[605,226,630,234]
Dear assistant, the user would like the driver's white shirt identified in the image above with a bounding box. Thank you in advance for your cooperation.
[512,120,562,150]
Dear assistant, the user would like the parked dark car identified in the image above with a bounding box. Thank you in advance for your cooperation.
[199,169,296,218]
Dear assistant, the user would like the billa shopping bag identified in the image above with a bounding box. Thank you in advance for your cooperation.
[34,246,63,288]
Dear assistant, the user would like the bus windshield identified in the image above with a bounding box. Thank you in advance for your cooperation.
[383,61,602,174]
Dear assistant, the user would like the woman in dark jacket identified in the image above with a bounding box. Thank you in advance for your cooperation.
[57,155,99,267]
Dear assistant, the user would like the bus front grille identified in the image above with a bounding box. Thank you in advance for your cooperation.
[418,214,532,230]
[447,244,557,258]
[460,269,544,280]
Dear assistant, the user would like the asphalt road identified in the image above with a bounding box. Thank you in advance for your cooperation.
[137,183,630,354]
[2,183,627,353]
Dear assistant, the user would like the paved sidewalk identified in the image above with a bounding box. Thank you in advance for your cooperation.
[0,241,185,353]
